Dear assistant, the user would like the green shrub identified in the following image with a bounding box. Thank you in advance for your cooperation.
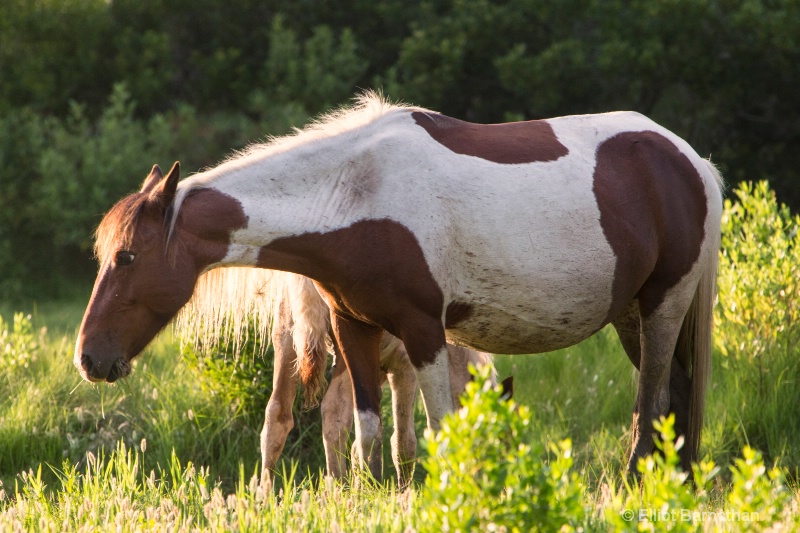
[604,414,796,532]
[604,415,717,532]
[180,329,274,417]
[727,446,795,527]
[417,364,585,532]
[0,313,38,375]
[714,180,800,465]
[716,180,800,367]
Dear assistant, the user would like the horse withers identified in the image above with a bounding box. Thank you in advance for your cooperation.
[75,94,722,479]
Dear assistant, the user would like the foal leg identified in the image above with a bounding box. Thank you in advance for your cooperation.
[261,310,300,485]
[320,361,353,479]
[330,312,384,482]
[383,337,418,489]
[446,345,476,407]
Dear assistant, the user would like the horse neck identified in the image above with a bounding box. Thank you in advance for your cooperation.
[199,133,382,274]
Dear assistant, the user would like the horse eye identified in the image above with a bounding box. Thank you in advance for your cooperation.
[116,251,135,266]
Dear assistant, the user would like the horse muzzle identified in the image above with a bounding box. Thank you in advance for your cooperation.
[76,352,132,383]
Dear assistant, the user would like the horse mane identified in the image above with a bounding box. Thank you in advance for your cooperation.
[176,267,332,407]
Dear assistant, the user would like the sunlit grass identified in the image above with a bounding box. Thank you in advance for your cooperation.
[4,190,800,533]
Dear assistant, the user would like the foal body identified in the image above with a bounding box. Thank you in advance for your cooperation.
[254,272,492,486]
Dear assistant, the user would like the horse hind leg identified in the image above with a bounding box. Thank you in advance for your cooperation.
[614,299,694,474]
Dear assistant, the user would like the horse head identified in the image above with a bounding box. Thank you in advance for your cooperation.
[74,162,198,382]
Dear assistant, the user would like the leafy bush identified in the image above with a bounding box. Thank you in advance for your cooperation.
[604,414,797,532]
[727,446,795,527]
[604,415,717,532]
[714,181,800,464]
[417,364,585,532]
[180,328,274,417]
[716,180,800,368]
[0,313,38,374]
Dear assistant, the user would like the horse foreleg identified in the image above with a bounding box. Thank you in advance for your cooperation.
[330,312,384,482]
[260,314,300,486]
[320,361,353,479]
[401,320,454,432]
[384,345,418,489]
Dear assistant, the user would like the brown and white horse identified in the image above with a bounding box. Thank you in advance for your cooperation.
[178,267,495,486]
[76,93,722,478]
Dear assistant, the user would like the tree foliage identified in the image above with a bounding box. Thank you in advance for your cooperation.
[1,0,798,298]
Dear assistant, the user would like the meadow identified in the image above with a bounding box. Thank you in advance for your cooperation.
[1,181,799,531]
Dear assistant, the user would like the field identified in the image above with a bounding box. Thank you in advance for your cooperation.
[1,182,799,531]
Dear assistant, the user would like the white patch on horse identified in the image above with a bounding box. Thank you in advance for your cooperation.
[353,408,382,475]
[220,243,261,266]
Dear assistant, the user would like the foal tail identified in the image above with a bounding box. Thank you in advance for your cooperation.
[286,275,330,409]
[675,159,722,463]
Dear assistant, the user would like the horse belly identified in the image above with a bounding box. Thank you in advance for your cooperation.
[443,233,618,355]
[445,296,609,355]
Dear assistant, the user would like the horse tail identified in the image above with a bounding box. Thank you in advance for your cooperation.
[675,158,722,463]
[286,275,330,409]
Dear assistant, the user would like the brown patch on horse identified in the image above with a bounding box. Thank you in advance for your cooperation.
[94,186,247,269]
[257,219,446,368]
[593,131,707,321]
[176,188,249,266]
[412,112,569,164]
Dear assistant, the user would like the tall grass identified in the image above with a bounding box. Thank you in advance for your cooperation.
[0,312,313,494]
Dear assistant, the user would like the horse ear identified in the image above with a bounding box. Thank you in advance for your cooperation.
[148,161,181,208]
[140,164,164,194]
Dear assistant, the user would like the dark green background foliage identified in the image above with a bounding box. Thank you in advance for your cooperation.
[1,0,798,299]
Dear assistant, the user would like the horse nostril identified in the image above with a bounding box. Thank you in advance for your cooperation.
[80,353,95,375]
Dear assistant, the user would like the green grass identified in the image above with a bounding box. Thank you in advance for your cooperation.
[1,305,798,531]
[0,308,304,494]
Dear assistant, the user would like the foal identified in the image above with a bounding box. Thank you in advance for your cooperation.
[181,268,494,486]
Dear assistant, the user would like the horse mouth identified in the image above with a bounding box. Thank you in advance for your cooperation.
[77,351,133,383]
[106,358,132,382]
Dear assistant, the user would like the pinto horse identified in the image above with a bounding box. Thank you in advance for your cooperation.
[177,267,495,486]
[76,94,722,478]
